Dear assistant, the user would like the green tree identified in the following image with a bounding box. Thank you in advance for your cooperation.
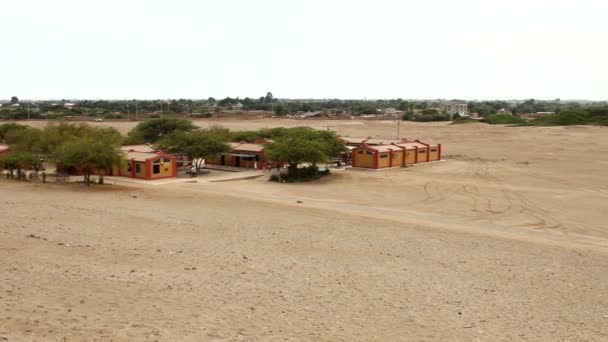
[398,101,411,112]
[422,108,440,115]
[273,104,286,116]
[265,127,345,178]
[55,136,124,186]
[125,117,197,144]
[10,96,19,104]
[156,131,230,171]
[317,130,348,159]
[0,151,28,179]
[0,123,28,143]
[205,125,232,141]
[232,130,263,142]
[265,92,274,104]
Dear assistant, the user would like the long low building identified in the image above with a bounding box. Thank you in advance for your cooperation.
[349,138,442,169]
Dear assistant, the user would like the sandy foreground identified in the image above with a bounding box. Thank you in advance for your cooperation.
[1,119,608,341]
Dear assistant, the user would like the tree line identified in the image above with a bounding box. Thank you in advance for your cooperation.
[5,94,606,122]
[0,118,347,185]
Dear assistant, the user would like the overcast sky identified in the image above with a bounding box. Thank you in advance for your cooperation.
[1,0,607,101]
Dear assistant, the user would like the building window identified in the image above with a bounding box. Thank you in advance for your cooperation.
[379,154,389,159]
[419,150,426,154]
[163,158,171,163]
[366,151,373,155]
[357,150,364,155]
[153,165,160,174]
[135,163,141,173]
[431,148,438,152]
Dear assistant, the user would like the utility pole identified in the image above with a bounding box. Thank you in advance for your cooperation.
[397,115,400,140]
[27,102,31,120]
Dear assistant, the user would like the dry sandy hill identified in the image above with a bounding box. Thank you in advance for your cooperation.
[1,120,607,341]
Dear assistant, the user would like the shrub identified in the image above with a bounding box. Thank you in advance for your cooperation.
[416,113,450,122]
[269,165,330,183]
[402,111,414,121]
[450,117,481,125]
[190,112,212,118]
[483,114,525,124]
[232,130,263,142]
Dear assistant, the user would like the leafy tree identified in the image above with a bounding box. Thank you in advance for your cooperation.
[55,135,124,186]
[483,114,525,125]
[125,117,197,143]
[317,130,348,159]
[10,96,19,104]
[398,101,411,112]
[265,92,274,104]
[205,125,232,141]
[422,108,440,115]
[218,97,237,107]
[351,102,378,115]
[0,151,27,179]
[259,127,288,139]
[232,130,263,142]
[273,104,286,116]
[156,131,230,171]
[265,127,346,178]
[0,123,28,143]
[402,111,414,121]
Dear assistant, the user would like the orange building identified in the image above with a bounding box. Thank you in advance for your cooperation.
[351,144,405,169]
[351,139,442,169]
[207,141,279,169]
[392,140,442,163]
[116,145,177,180]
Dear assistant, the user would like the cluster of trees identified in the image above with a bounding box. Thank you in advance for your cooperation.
[128,118,347,179]
[466,106,608,126]
[1,117,348,185]
[0,123,124,185]
[524,107,608,126]
[402,108,450,122]
[219,92,277,110]
[265,127,347,181]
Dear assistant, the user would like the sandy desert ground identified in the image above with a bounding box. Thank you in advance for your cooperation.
[1,119,608,341]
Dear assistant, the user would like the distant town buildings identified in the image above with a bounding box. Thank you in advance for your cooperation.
[443,100,468,116]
